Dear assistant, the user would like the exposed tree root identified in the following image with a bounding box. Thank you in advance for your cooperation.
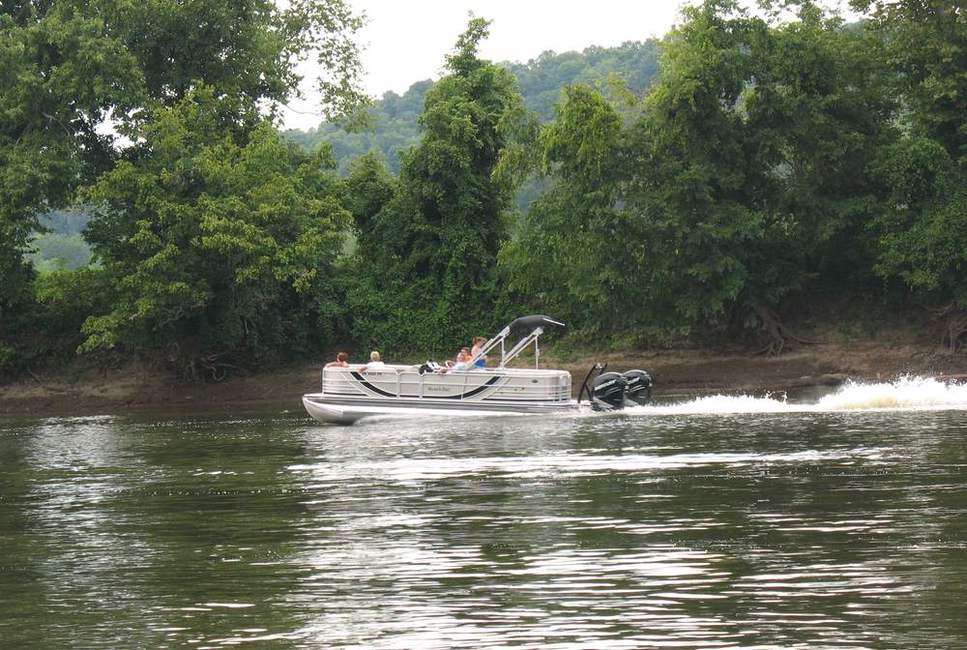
[748,304,816,357]
[929,304,967,353]
[168,342,243,382]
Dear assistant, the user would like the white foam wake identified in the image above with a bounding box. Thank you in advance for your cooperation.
[816,375,967,410]
[632,376,967,416]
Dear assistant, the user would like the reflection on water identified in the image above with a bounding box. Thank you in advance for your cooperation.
[2,382,967,647]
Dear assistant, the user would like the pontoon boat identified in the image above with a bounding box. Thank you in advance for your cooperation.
[302,315,655,424]
[303,315,582,424]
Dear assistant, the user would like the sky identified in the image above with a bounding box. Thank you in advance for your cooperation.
[280,0,688,129]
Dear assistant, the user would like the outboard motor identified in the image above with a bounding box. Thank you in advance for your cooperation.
[589,372,627,411]
[622,369,653,406]
[580,363,657,412]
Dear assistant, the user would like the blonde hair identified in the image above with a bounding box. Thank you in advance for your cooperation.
[370,350,381,361]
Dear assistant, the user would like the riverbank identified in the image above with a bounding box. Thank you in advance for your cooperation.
[2,342,964,416]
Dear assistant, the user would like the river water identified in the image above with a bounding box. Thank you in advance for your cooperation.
[2,377,967,648]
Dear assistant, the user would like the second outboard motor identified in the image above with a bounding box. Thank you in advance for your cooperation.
[622,369,654,406]
[590,372,627,411]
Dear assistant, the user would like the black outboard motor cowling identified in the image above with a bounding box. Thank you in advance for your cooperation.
[590,372,627,411]
[622,369,653,406]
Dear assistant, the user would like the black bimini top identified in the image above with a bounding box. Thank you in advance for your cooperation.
[507,315,565,339]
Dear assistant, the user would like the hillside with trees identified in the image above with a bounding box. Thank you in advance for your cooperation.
[1,0,964,383]
[285,40,660,174]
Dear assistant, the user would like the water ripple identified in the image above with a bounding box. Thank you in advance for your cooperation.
[1,407,966,647]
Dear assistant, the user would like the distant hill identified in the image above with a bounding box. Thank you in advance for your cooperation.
[507,41,660,122]
[29,207,94,272]
[285,41,661,175]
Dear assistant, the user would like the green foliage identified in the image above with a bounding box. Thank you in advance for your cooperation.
[501,0,897,343]
[499,85,635,330]
[632,0,769,320]
[5,0,967,377]
[507,41,660,121]
[342,152,398,251]
[1,0,365,373]
[88,0,365,119]
[637,1,893,327]
[0,343,16,374]
[82,87,351,371]
[0,3,142,327]
[850,1,967,312]
[870,137,967,306]
[741,7,893,292]
[286,80,432,175]
[345,19,528,354]
[32,267,112,359]
[286,42,662,176]
[0,266,111,374]
[852,0,967,164]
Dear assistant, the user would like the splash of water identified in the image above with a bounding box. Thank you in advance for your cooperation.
[632,376,967,416]
[816,375,967,411]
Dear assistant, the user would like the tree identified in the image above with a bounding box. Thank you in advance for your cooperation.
[502,0,896,351]
[619,0,770,336]
[0,4,141,330]
[499,85,637,332]
[82,87,351,376]
[1,0,365,369]
[627,1,894,348]
[346,18,530,353]
[852,0,967,164]
[735,5,895,342]
[851,0,967,350]
[870,137,967,350]
[342,152,398,253]
[287,41,663,178]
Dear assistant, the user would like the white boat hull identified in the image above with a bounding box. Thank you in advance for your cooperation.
[303,394,579,425]
[302,364,578,425]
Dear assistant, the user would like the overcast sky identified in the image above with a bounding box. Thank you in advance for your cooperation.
[279,0,857,130]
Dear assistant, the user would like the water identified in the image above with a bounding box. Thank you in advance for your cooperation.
[2,377,967,648]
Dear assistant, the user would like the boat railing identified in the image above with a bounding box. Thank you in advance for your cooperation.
[470,315,565,369]
[323,366,481,400]
[321,366,570,401]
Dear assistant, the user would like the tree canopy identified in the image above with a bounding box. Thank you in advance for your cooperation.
[5,1,967,376]
[82,87,351,375]
[345,18,529,353]
[1,0,364,373]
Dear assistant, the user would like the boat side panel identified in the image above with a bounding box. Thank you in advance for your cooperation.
[322,367,571,403]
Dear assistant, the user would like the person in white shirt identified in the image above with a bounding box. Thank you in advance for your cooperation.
[360,350,385,372]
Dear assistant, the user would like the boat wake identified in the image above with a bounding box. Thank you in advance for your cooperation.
[623,376,967,416]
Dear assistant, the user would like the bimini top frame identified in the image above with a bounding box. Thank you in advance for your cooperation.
[470,315,565,369]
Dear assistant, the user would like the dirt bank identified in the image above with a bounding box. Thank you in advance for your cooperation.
[1,343,964,416]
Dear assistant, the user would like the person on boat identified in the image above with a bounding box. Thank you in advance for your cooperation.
[470,336,487,368]
[359,350,385,373]
[446,347,473,372]
[325,352,349,368]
